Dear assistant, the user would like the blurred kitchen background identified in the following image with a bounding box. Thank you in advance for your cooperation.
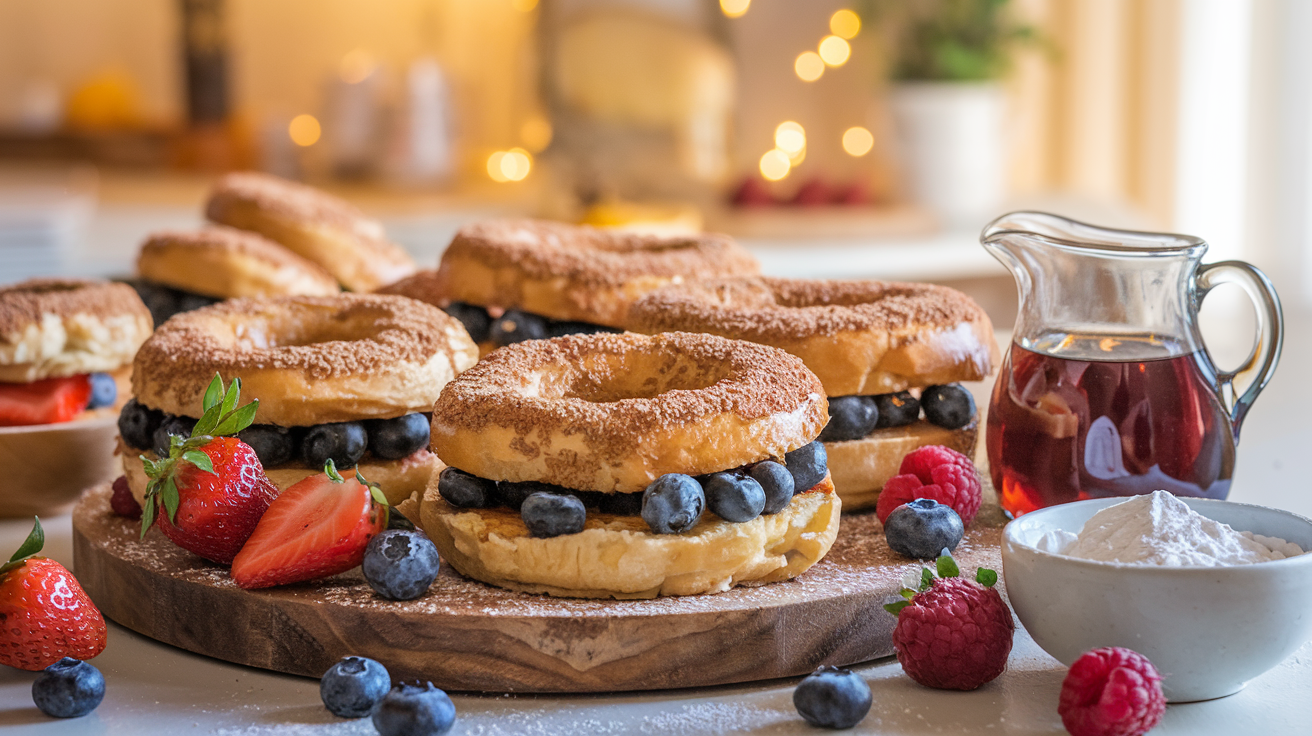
[2,0,1312,317]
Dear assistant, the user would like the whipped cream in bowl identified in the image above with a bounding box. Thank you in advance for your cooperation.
[1001,492,1312,702]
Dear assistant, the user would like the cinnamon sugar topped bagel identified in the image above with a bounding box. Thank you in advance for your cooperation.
[428,220,760,345]
[133,293,476,426]
[137,227,339,301]
[206,172,416,292]
[628,277,997,396]
[0,278,152,383]
[431,331,827,493]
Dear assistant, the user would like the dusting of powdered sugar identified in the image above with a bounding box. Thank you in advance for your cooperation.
[1039,490,1305,566]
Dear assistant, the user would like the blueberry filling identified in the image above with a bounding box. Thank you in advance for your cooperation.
[436,447,830,537]
[118,403,431,469]
[445,302,622,347]
[123,278,220,327]
[818,385,976,442]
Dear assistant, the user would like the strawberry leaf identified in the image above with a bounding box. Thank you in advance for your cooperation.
[219,376,241,418]
[141,455,159,478]
[211,400,258,436]
[162,476,180,523]
[324,459,344,483]
[884,600,911,616]
[6,517,44,563]
[202,374,223,412]
[192,402,223,437]
[899,587,916,600]
[183,450,214,474]
[936,553,960,580]
[919,567,934,591]
[976,568,998,587]
[140,493,157,538]
[368,484,389,507]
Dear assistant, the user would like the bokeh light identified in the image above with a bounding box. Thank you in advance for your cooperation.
[720,0,750,18]
[488,148,532,182]
[339,49,375,84]
[774,121,806,155]
[521,116,553,152]
[842,126,874,156]
[795,52,825,82]
[288,114,321,147]
[830,10,861,40]
[819,36,851,67]
[759,149,791,181]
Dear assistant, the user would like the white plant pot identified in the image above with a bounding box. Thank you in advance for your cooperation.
[888,82,1007,228]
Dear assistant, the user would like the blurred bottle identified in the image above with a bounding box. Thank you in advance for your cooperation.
[175,0,246,170]
[324,49,385,180]
[383,58,456,186]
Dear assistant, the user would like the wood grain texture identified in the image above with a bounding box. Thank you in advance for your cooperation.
[0,414,120,517]
[73,483,1005,693]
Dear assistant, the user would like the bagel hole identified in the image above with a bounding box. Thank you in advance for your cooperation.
[232,309,387,350]
[556,353,731,403]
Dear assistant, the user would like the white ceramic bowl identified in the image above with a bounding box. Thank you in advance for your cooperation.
[1002,496,1312,702]
[0,414,121,517]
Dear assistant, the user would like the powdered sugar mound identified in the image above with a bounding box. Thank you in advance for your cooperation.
[1059,491,1305,566]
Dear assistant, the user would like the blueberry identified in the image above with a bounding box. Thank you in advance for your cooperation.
[921,384,976,429]
[443,302,492,343]
[748,461,795,514]
[118,398,162,450]
[702,472,766,523]
[152,414,197,456]
[363,530,442,600]
[599,491,644,516]
[366,414,430,460]
[86,373,117,409]
[437,467,496,508]
[521,492,587,538]
[372,682,456,736]
[784,441,828,493]
[128,279,181,326]
[546,320,620,338]
[302,422,368,469]
[641,474,704,534]
[884,499,964,559]
[817,396,879,442]
[875,391,921,428]
[495,480,564,511]
[320,656,390,718]
[32,657,104,719]
[489,309,549,346]
[792,665,872,729]
[238,425,298,467]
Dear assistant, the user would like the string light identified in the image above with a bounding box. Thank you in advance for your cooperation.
[288,114,321,147]
[795,52,825,82]
[759,149,791,181]
[830,9,861,39]
[488,148,532,182]
[819,36,851,67]
[720,0,750,18]
[774,121,806,156]
[842,127,874,156]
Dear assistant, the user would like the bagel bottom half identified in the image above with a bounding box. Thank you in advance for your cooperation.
[825,418,978,511]
[413,474,840,599]
[121,443,439,507]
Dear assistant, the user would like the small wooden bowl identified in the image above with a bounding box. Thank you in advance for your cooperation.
[0,414,122,518]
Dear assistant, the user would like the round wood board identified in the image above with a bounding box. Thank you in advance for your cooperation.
[73,483,1005,693]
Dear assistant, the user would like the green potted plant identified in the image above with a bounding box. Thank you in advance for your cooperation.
[864,0,1038,226]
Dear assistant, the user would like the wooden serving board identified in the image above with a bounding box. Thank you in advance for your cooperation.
[73,484,1005,693]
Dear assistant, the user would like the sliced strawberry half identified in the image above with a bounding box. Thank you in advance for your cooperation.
[230,464,388,590]
[0,376,92,427]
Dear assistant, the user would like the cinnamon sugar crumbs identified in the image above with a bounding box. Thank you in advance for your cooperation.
[628,277,990,341]
[376,269,444,305]
[134,293,460,390]
[206,172,377,235]
[0,278,151,338]
[439,220,760,287]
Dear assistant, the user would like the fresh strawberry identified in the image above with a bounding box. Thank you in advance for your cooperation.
[0,376,92,427]
[884,553,1014,691]
[0,518,107,670]
[140,375,276,565]
[231,461,389,590]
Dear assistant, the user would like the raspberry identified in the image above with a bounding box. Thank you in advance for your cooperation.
[891,576,1014,690]
[876,446,982,525]
[110,475,142,520]
[1058,648,1165,736]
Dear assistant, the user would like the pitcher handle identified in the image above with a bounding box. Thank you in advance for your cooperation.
[1194,261,1284,437]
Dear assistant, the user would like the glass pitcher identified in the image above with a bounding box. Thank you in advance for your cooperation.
[981,212,1283,517]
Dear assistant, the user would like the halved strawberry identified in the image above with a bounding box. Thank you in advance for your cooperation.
[140,374,276,564]
[231,463,388,590]
[0,376,92,427]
